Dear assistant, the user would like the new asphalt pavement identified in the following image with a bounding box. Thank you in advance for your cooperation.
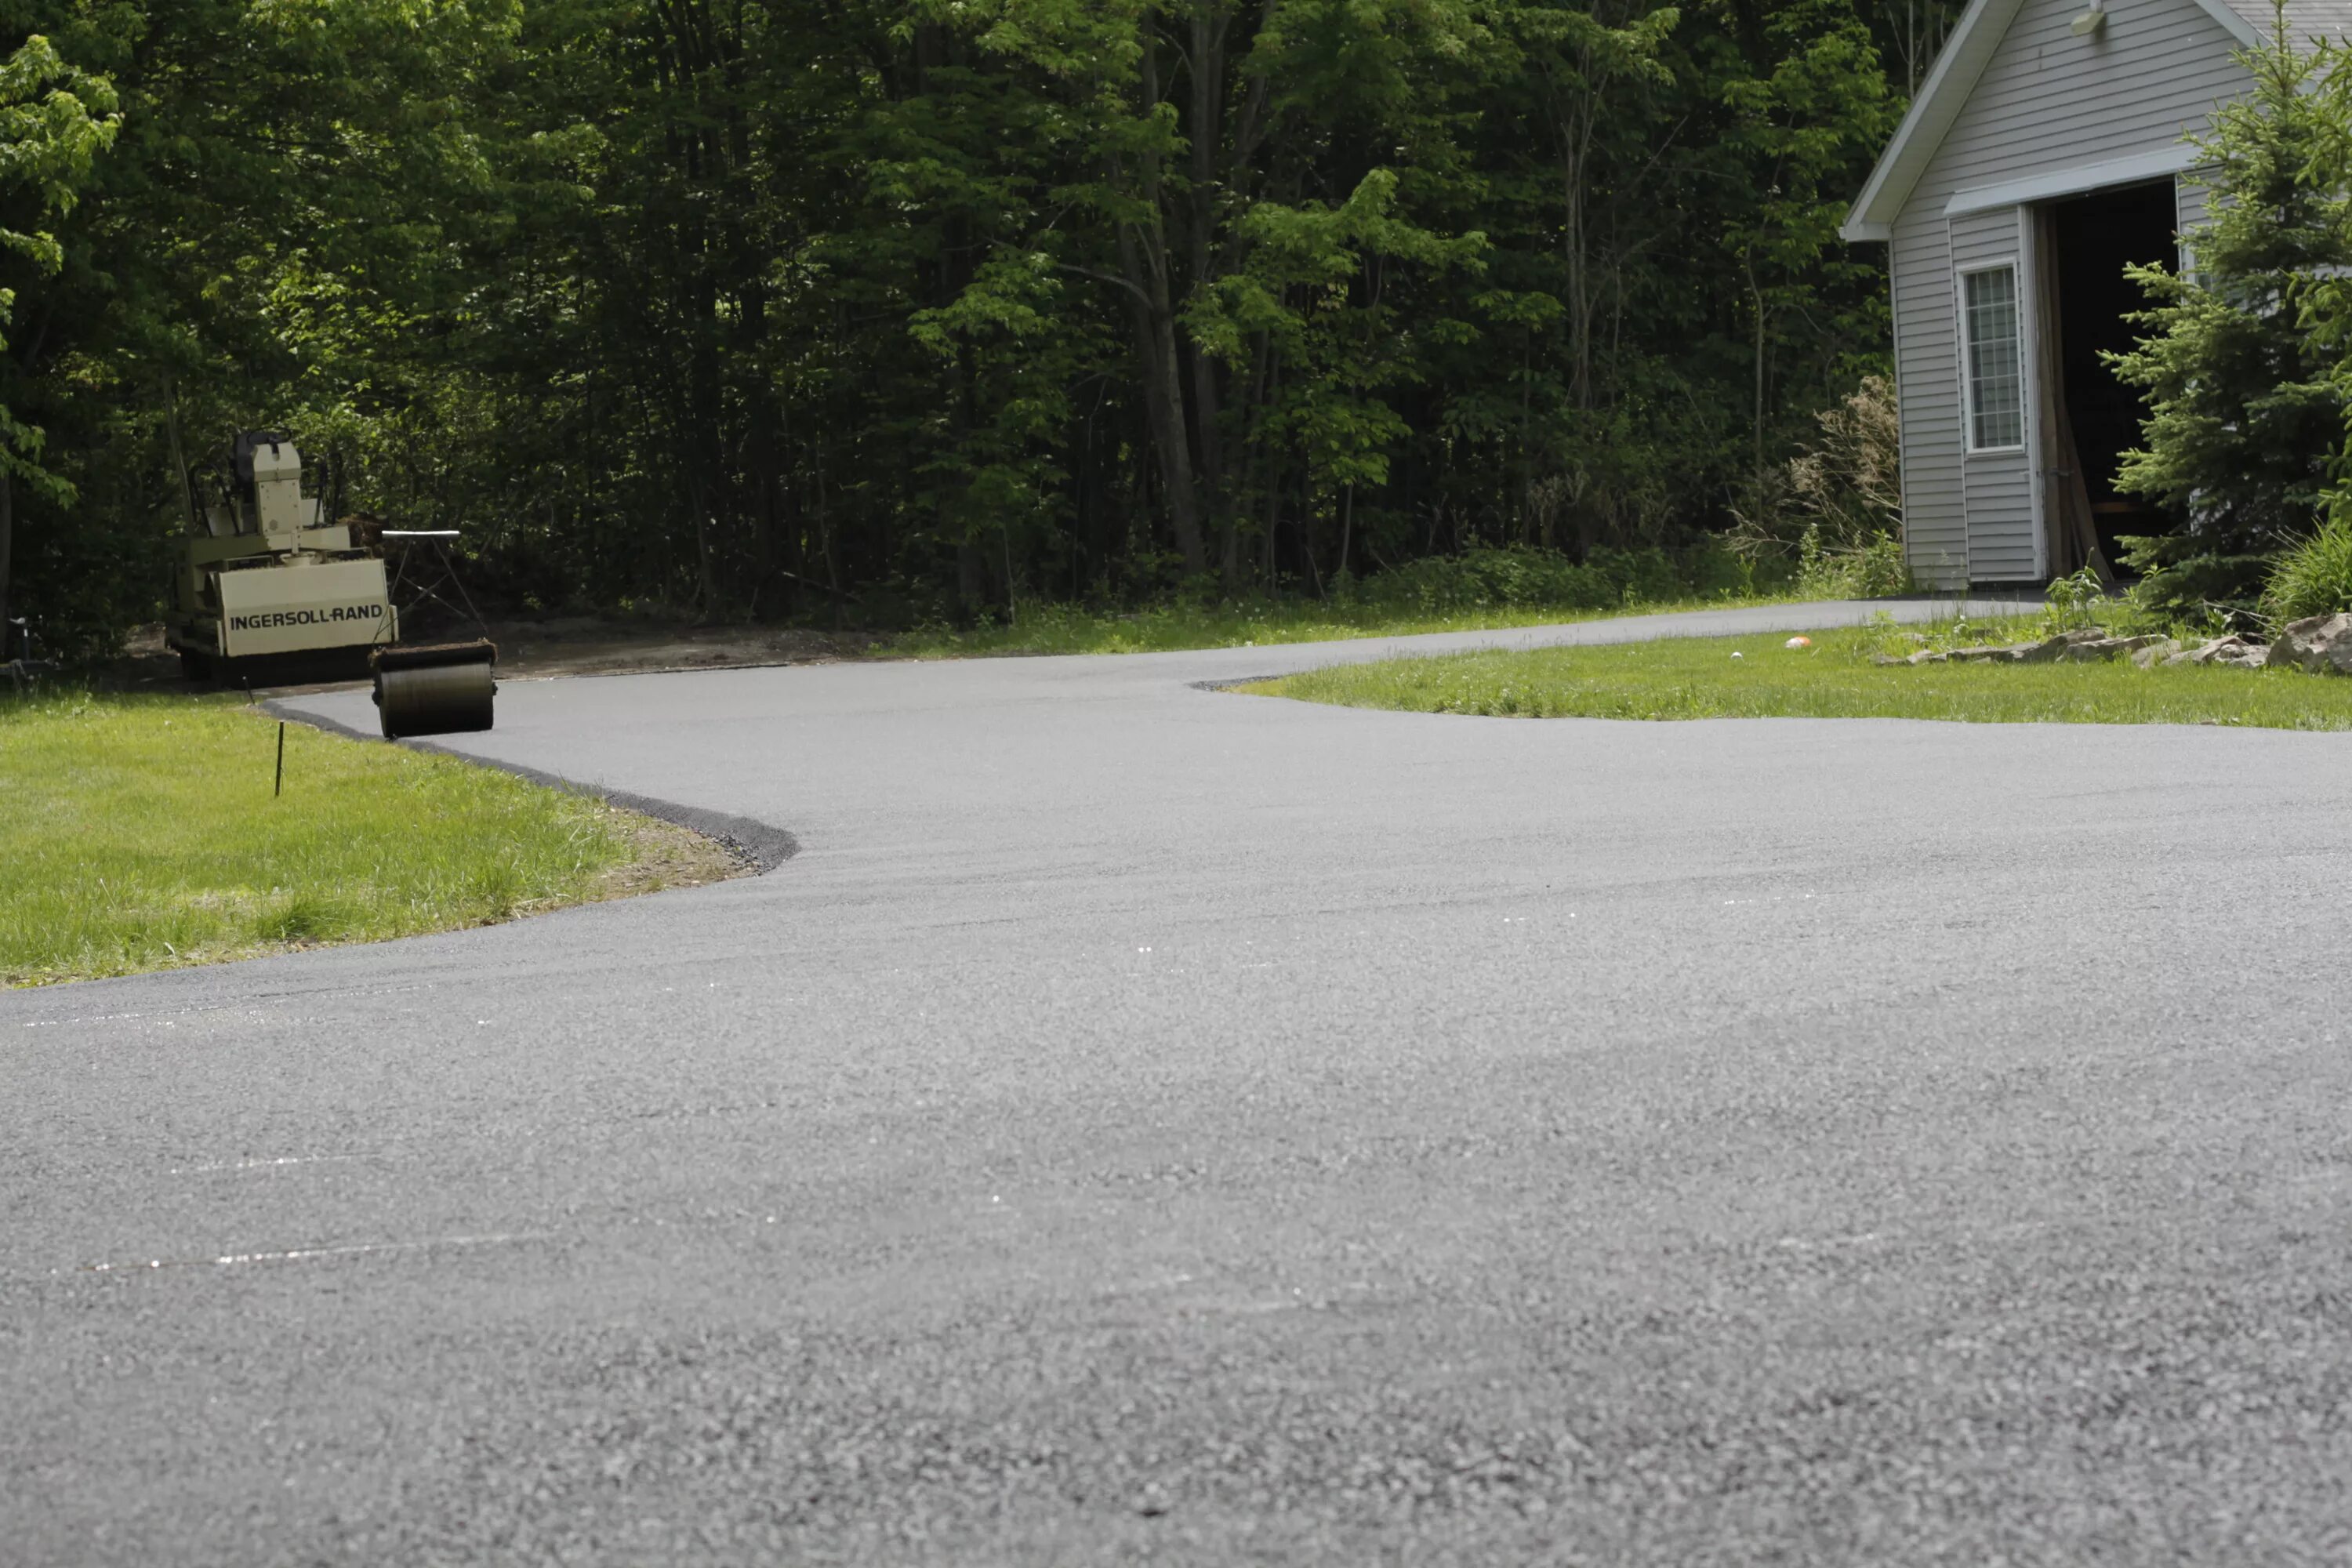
[7,597,2350,1565]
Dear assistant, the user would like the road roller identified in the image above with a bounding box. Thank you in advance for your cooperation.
[372,641,497,738]
[168,431,497,737]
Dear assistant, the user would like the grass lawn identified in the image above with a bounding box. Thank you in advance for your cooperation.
[2,688,740,987]
[886,591,1802,659]
[1243,620,2352,729]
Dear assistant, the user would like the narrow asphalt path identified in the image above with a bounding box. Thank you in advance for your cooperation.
[9,597,2351,1566]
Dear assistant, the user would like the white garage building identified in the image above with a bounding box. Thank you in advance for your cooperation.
[1840,0,2351,588]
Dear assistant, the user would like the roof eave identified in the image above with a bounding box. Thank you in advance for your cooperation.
[1845,0,2267,242]
[1839,0,2028,240]
[2195,0,2264,48]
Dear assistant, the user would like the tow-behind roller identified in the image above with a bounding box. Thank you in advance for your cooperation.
[372,641,497,738]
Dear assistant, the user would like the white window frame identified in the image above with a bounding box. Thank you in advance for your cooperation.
[1958,262,2026,455]
[2020,206,2047,579]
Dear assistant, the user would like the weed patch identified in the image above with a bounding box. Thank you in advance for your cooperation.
[890,548,1798,659]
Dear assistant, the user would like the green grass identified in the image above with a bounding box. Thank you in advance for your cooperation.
[2,688,648,986]
[886,590,1799,659]
[1244,620,2352,729]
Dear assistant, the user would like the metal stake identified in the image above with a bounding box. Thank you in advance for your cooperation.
[274,721,285,797]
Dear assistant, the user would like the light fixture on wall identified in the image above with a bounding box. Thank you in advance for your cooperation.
[2071,2,2107,36]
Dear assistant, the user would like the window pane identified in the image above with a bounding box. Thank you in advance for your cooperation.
[1965,267,2023,449]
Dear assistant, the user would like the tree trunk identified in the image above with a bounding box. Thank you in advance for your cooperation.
[956,539,987,615]
[1188,6,1232,585]
[1563,97,1595,412]
[0,471,13,658]
[1754,299,1767,477]
[1113,20,1210,579]
[691,488,719,617]
[1337,484,1354,582]
[1124,272,1210,576]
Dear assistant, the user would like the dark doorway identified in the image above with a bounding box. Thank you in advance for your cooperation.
[2047,180,2178,568]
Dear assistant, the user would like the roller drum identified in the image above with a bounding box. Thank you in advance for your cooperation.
[372,643,496,738]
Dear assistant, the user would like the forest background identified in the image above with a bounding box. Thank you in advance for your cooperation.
[0,0,1965,656]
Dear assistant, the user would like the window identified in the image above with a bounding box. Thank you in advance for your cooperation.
[1962,266,2024,450]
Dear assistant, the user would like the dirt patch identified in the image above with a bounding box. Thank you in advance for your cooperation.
[473,618,890,681]
[100,617,892,693]
[579,797,757,903]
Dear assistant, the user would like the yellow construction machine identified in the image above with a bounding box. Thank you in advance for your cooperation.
[166,430,497,737]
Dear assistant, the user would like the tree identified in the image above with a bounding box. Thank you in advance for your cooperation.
[2111,5,2352,620]
[1712,0,1896,480]
[0,0,1918,652]
[0,31,114,652]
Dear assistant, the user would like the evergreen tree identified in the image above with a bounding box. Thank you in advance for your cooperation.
[2111,5,2352,620]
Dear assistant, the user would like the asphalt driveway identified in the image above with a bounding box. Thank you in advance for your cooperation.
[7,597,2350,1565]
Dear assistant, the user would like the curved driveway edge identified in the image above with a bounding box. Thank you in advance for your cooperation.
[263,697,800,874]
[29,591,2352,1568]
[1143,591,2041,689]
[276,594,2028,878]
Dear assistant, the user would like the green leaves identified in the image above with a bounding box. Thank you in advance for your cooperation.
[0,33,118,503]
[6,0,1918,650]
[2114,5,2352,613]
[0,34,117,242]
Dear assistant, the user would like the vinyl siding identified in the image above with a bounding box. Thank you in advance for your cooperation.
[1890,219,1965,586]
[1889,0,2249,586]
[1952,209,2038,581]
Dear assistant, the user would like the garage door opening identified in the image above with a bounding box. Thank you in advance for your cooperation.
[2037,180,2180,577]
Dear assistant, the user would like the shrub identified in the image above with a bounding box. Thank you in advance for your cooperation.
[1787,375,1902,550]
[2119,533,2276,630]
[1733,376,1904,568]
[1793,524,1911,599]
[2261,512,2352,623]
[1367,545,1719,614]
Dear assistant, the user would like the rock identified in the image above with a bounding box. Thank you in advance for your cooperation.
[2058,633,2163,667]
[2209,639,2270,670]
[2007,630,2165,663]
[2184,634,2263,666]
[2268,612,2352,675]
[2016,629,2107,662]
[1948,644,2027,662]
[2172,633,2273,670]
[1905,649,1946,665]
[2132,638,2183,669]
[2063,636,2139,662]
[2062,633,2166,662]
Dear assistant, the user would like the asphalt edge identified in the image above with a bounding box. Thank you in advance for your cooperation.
[263,699,800,875]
